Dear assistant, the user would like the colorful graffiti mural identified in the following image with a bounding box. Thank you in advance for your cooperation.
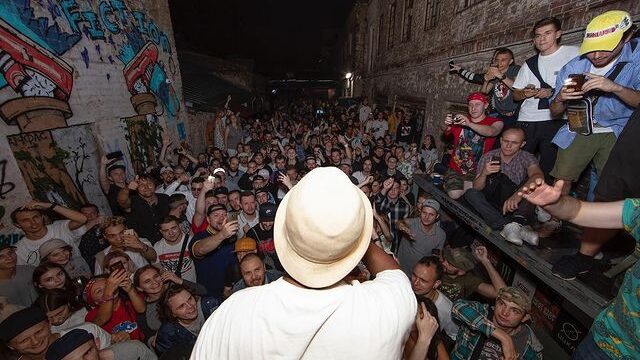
[0,0,184,238]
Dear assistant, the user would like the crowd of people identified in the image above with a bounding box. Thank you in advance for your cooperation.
[0,9,638,360]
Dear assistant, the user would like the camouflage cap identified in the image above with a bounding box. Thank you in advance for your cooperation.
[497,286,531,312]
[443,246,476,272]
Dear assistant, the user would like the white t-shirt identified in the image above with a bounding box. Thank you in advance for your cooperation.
[589,59,617,134]
[190,269,416,360]
[154,235,197,283]
[359,105,372,122]
[434,290,459,340]
[60,322,111,350]
[367,119,389,140]
[94,239,154,275]
[51,308,88,333]
[16,220,85,266]
[236,212,259,239]
[513,45,579,122]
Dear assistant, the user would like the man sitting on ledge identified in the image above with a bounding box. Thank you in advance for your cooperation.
[464,127,543,246]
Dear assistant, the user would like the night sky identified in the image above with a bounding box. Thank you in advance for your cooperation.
[169,0,355,79]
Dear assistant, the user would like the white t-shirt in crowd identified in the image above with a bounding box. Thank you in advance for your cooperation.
[94,238,154,275]
[60,322,111,350]
[589,59,618,134]
[51,308,88,333]
[434,290,459,340]
[236,212,259,239]
[359,105,372,122]
[16,220,86,266]
[154,235,197,283]
[513,45,579,122]
[367,119,389,140]
[190,269,416,360]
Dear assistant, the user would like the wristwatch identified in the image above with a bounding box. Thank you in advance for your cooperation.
[48,202,58,211]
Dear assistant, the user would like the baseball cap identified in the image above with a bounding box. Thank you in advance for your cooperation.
[258,169,271,179]
[234,237,257,252]
[340,159,352,167]
[497,287,531,312]
[206,204,227,215]
[213,168,226,175]
[214,187,229,196]
[160,166,173,174]
[468,92,489,104]
[580,10,633,55]
[259,204,277,221]
[107,164,125,174]
[0,307,47,342]
[46,329,94,360]
[253,175,265,182]
[443,246,476,272]
[38,239,70,260]
[422,199,440,213]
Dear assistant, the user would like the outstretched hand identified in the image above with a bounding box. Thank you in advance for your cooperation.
[518,178,563,207]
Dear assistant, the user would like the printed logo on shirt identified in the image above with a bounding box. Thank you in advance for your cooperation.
[112,321,138,334]
[159,251,194,275]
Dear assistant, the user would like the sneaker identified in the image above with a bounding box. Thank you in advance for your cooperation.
[536,206,552,222]
[551,253,595,280]
[519,225,539,246]
[500,222,523,246]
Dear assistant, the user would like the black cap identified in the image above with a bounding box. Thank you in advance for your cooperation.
[0,307,47,343]
[214,187,229,196]
[259,204,277,221]
[206,204,227,215]
[46,329,94,360]
[107,164,125,174]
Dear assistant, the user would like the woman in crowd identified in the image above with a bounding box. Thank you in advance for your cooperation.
[404,298,449,360]
[39,238,91,279]
[133,265,207,336]
[84,269,146,341]
[224,113,245,156]
[33,263,83,302]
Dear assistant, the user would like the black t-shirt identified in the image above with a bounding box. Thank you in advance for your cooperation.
[246,224,283,271]
[107,184,124,216]
[125,193,170,244]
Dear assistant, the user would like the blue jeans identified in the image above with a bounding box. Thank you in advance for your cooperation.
[572,331,611,360]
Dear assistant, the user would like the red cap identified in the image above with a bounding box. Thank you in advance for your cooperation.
[467,92,489,104]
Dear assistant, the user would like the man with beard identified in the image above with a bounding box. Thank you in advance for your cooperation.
[245,204,282,271]
[189,204,238,298]
[231,254,283,294]
[451,287,543,360]
[118,174,170,244]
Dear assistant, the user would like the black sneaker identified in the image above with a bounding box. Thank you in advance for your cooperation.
[551,253,595,280]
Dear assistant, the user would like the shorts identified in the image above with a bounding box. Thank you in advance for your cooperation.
[550,132,615,182]
[595,108,640,201]
[443,169,475,192]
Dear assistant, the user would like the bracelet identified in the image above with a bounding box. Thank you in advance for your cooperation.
[97,295,115,304]
[48,203,57,211]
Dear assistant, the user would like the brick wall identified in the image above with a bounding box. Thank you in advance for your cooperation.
[357,0,640,142]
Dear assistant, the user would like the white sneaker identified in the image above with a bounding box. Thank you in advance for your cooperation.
[536,206,552,222]
[519,225,539,246]
[500,222,523,245]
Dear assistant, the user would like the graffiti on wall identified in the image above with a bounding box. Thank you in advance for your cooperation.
[0,0,183,237]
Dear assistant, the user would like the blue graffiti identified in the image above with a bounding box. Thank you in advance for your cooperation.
[0,1,80,56]
[149,63,180,118]
[81,47,90,68]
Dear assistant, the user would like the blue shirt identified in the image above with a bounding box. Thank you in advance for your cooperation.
[188,230,235,299]
[551,40,640,149]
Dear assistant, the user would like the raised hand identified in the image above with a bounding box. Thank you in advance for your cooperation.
[127,176,140,191]
[415,302,439,341]
[518,178,563,207]
[472,245,490,264]
[220,219,239,239]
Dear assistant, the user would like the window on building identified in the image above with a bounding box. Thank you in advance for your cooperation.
[387,2,396,48]
[402,0,413,42]
[424,0,440,30]
[377,14,384,55]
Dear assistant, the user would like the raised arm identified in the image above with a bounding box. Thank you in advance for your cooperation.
[519,179,624,229]
[474,246,506,299]
[192,220,238,258]
[22,201,87,230]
